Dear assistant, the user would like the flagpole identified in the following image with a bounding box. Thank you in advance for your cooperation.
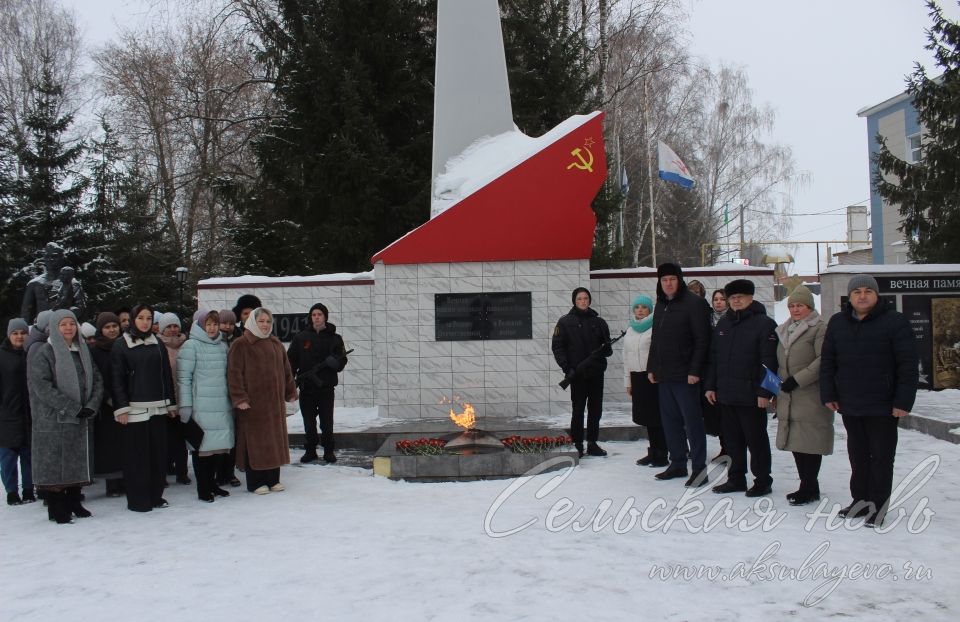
[644,77,657,266]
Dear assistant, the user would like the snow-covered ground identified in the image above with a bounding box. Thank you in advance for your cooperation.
[3,411,958,620]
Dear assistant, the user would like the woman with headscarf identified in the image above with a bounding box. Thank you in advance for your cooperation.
[227,308,297,494]
[775,286,834,505]
[90,312,125,497]
[27,309,103,523]
[111,304,177,512]
[177,309,235,502]
[622,294,668,467]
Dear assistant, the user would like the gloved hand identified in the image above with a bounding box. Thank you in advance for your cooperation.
[780,376,799,393]
[179,406,193,421]
[324,354,340,370]
[76,407,96,420]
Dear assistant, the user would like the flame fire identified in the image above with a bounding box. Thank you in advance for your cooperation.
[449,402,476,429]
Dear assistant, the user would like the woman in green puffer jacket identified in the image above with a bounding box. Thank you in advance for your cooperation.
[177,310,235,503]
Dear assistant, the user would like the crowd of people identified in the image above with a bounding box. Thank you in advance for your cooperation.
[2,268,920,529]
[552,265,919,528]
[0,293,348,524]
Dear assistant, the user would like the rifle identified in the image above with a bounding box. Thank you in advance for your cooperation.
[558,330,626,390]
[295,349,354,390]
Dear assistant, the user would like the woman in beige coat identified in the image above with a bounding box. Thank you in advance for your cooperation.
[775,286,834,505]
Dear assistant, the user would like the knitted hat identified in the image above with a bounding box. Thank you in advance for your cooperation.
[787,285,815,309]
[571,287,591,305]
[217,309,236,324]
[656,262,683,279]
[232,294,262,318]
[6,318,28,336]
[152,310,161,325]
[724,279,755,297]
[36,309,53,332]
[309,302,329,320]
[95,312,121,335]
[847,274,879,296]
[632,294,654,312]
[80,322,96,339]
[158,312,181,334]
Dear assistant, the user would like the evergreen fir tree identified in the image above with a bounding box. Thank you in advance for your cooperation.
[499,0,617,267]
[1,61,88,320]
[80,117,130,312]
[875,1,960,263]
[240,0,436,275]
[500,0,596,136]
[104,154,182,311]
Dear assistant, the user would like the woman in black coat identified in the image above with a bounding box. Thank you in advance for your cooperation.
[1,319,35,505]
[111,304,177,512]
[90,312,125,497]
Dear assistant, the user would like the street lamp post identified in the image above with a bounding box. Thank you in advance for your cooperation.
[175,266,188,319]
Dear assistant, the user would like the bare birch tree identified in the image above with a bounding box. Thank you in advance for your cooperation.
[94,3,270,276]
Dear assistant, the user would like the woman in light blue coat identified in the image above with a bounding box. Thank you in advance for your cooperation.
[177,310,234,503]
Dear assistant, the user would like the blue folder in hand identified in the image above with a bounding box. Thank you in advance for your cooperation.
[760,365,782,395]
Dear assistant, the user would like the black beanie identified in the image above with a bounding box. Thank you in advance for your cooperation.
[232,294,262,318]
[723,279,755,297]
[310,302,329,320]
[571,287,591,305]
[657,262,683,279]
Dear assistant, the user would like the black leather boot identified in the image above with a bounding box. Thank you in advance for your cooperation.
[68,487,92,518]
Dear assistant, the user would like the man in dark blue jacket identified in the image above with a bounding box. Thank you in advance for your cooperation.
[646,263,712,487]
[705,279,778,497]
[288,303,348,464]
[821,274,919,527]
[552,287,612,457]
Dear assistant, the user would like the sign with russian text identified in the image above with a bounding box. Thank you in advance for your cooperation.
[435,292,533,341]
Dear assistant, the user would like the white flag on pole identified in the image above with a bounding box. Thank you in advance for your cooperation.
[657,141,694,189]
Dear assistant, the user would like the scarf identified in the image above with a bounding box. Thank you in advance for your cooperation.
[244,308,273,339]
[629,294,654,333]
[47,309,94,405]
[158,332,187,351]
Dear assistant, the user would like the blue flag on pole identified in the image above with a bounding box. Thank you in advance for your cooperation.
[760,365,782,395]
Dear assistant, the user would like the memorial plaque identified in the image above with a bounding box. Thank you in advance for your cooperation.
[435,292,532,341]
[271,313,310,343]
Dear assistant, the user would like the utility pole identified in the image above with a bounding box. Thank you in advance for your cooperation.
[644,77,657,266]
[739,204,745,260]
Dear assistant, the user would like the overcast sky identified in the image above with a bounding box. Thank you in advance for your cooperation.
[64,0,957,273]
[686,0,959,272]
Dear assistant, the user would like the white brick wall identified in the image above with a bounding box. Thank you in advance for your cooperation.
[198,266,774,420]
[197,278,375,408]
[373,259,591,420]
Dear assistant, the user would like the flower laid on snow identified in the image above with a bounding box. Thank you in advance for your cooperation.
[396,438,448,455]
[501,435,573,453]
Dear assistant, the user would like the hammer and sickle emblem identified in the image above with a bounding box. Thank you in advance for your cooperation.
[566,146,594,173]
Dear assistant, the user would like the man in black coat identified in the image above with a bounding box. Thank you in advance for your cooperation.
[552,287,612,457]
[705,279,778,497]
[1,319,35,505]
[288,303,348,464]
[646,263,712,487]
[821,274,919,527]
